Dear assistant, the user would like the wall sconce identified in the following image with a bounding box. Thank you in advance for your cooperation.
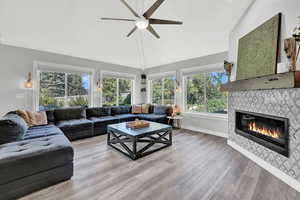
[24,72,33,89]
[96,81,102,92]
[175,79,181,93]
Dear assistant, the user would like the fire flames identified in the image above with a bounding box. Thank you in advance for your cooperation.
[248,122,281,139]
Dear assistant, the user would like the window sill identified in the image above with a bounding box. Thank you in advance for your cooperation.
[183,112,228,121]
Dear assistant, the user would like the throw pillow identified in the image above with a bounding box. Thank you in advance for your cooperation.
[132,105,142,114]
[0,114,28,144]
[141,104,150,114]
[16,109,32,126]
[26,111,48,126]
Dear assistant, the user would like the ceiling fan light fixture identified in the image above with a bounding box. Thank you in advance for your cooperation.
[136,19,149,29]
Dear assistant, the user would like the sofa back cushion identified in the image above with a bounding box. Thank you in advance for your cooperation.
[86,107,111,118]
[0,114,28,144]
[54,107,86,121]
[46,110,55,124]
[119,106,131,114]
[153,106,171,115]
[111,106,120,115]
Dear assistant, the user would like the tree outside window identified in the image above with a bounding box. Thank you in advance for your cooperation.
[102,77,133,106]
[185,71,228,114]
[151,77,175,105]
[39,71,90,111]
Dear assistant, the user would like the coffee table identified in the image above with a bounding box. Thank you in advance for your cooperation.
[107,121,172,160]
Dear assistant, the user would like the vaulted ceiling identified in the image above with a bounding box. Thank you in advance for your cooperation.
[0,0,249,69]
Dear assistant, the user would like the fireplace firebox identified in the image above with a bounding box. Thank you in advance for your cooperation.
[235,110,289,157]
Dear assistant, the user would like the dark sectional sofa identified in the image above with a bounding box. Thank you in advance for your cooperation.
[0,105,171,200]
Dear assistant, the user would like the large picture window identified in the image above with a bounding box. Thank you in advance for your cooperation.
[185,71,228,114]
[38,71,91,111]
[102,77,133,106]
[150,77,175,105]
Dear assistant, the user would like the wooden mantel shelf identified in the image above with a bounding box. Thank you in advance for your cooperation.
[221,71,300,92]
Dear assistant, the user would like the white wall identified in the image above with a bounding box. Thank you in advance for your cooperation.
[229,0,300,81]
[0,44,143,116]
[145,52,229,138]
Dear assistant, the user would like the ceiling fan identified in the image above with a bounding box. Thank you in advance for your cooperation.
[101,0,183,39]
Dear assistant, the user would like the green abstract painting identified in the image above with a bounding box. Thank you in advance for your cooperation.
[236,13,281,80]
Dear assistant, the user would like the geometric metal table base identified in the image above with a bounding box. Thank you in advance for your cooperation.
[107,128,172,160]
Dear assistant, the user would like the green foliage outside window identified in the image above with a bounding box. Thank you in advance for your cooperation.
[186,72,228,114]
[151,77,175,106]
[39,71,90,110]
[102,77,132,106]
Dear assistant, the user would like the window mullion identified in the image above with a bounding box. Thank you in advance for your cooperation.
[65,73,68,107]
[116,78,119,106]
[204,73,207,112]
[162,78,164,105]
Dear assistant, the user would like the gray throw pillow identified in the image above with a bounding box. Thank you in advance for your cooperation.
[0,114,28,144]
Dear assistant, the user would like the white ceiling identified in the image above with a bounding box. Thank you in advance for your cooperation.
[0,0,237,69]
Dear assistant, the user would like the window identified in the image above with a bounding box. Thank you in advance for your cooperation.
[102,77,133,106]
[150,77,175,105]
[39,71,91,111]
[185,71,228,114]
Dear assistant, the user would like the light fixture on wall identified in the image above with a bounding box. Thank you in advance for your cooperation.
[174,76,181,93]
[292,16,300,64]
[24,72,33,89]
[96,80,102,92]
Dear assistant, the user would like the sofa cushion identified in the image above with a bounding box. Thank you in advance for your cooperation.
[137,114,166,121]
[45,110,55,124]
[0,114,28,144]
[153,106,169,115]
[56,119,92,130]
[54,108,86,121]
[24,125,64,140]
[0,134,73,185]
[86,107,111,118]
[119,106,131,114]
[111,106,121,115]
[89,116,119,124]
[115,114,137,120]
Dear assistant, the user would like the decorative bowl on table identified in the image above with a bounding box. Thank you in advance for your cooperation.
[126,120,150,129]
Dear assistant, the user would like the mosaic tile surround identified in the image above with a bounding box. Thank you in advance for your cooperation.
[228,89,300,181]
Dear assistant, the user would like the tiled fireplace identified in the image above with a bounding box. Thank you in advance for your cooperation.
[228,89,300,181]
[235,110,289,157]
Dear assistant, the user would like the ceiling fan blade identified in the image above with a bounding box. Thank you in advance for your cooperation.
[149,18,183,25]
[147,25,160,39]
[143,0,165,19]
[120,0,140,18]
[127,26,138,37]
[101,18,135,22]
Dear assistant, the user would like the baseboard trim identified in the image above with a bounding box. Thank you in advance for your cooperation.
[182,126,228,138]
[228,140,300,192]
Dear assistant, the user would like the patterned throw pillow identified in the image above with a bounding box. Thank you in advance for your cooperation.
[16,109,33,127]
[141,104,150,114]
[26,111,48,126]
[132,105,142,114]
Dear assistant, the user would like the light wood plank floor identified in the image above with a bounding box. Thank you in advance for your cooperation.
[21,130,300,200]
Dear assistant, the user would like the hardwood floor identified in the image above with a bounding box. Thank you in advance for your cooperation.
[21,130,300,200]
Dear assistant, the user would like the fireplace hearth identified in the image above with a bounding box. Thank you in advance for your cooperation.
[235,110,289,157]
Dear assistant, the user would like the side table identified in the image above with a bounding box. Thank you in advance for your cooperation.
[167,116,183,129]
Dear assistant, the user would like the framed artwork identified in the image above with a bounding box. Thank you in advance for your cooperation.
[236,13,281,80]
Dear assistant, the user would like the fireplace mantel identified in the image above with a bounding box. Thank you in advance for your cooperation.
[221,71,300,92]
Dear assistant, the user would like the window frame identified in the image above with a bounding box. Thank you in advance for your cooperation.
[101,74,135,106]
[148,76,176,106]
[33,61,94,111]
[183,68,228,117]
